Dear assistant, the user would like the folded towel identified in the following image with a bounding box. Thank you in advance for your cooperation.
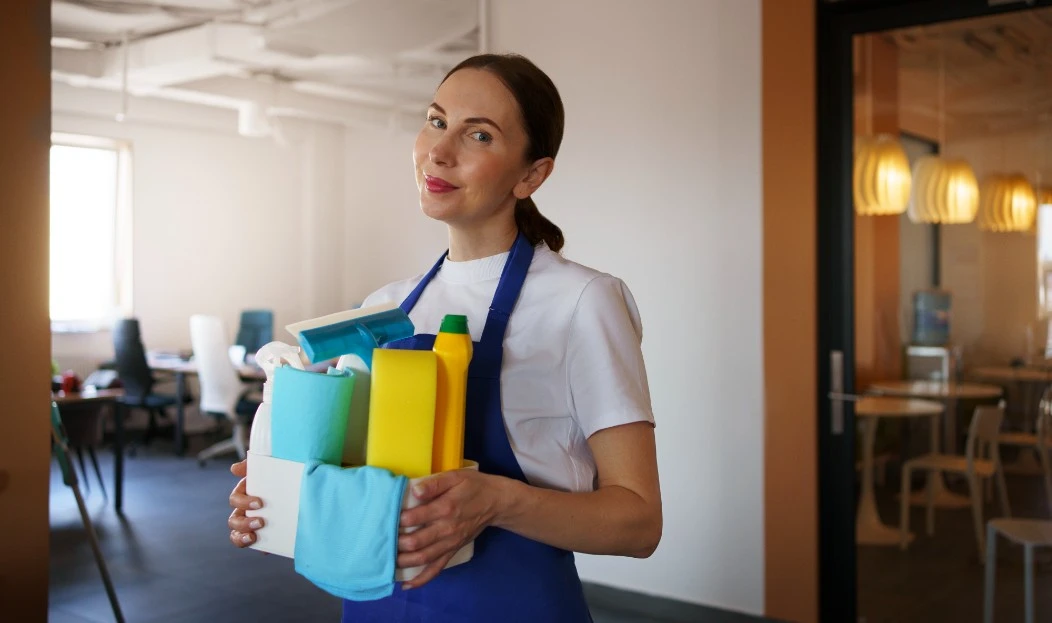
[294,461,408,601]
[271,366,354,464]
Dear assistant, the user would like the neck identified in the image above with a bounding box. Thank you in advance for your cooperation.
[447,218,518,262]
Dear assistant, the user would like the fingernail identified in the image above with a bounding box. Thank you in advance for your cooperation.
[249,500,261,510]
[412,485,425,497]
[402,584,412,591]
[249,519,262,530]
[241,533,253,544]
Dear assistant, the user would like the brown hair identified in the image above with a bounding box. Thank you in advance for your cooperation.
[442,53,565,252]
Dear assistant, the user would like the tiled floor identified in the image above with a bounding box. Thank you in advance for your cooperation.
[48,436,686,623]
[858,454,1052,623]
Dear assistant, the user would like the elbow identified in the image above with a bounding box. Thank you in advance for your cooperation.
[630,509,663,559]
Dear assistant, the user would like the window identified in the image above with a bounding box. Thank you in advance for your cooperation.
[49,134,132,331]
[1038,202,1052,317]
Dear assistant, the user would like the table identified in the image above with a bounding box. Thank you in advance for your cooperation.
[148,354,266,455]
[971,366,1052,475]
[53,388,126,512]
[855,396,944,545]
[868,380,1003,508]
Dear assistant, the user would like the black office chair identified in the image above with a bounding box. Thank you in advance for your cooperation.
[235,309,274,355]
[112,318,188,450]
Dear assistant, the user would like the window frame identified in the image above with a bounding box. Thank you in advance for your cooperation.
[49,132,133,333]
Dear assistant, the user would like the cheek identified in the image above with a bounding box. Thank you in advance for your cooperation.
[413,133,430,173]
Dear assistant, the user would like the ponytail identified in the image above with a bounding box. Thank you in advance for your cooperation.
[515,197,564,252]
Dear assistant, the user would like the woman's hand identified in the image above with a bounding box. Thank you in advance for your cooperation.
[227,459,265,548]
[396,469,511,589]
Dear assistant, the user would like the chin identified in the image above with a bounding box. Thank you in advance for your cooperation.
[419,196,460,223]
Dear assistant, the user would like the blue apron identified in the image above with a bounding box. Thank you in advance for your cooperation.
[341,233,593,622]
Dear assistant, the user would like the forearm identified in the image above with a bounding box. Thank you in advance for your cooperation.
[492,477,662,558]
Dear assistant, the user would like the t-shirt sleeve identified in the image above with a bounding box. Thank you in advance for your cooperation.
[566,275,655,439]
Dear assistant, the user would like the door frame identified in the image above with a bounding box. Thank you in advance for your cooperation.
[815,1,1052,621]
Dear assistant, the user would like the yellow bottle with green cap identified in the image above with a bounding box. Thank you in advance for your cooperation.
[432,314,473,473]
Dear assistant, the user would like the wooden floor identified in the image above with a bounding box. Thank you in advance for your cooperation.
[858,461,1052,623]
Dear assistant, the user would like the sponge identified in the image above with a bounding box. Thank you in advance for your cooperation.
[366,350,437,479]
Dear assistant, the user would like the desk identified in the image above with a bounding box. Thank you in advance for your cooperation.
[856,397,944,545]
[53,388,126,512]
[868,380,1003,508]
[148,355,265,455]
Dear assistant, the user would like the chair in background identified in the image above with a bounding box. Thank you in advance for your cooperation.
[57,401,108,497]
[984,391,1052,623]
[50,402,125,623]
[191,314,259,464]
[899,402,1011,558]
[112,318,186,450]
[235,309,274,356]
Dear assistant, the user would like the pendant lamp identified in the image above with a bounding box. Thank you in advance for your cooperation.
[1039,187,1052,208]
[854,36,911,216]
[978,174,1038,232]
[909,156,980,224]
[907,34,979,224]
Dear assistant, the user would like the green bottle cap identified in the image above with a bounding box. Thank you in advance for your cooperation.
[439,314,469,334]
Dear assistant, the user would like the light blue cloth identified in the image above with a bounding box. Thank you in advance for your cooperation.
[294,461,408,601]
[271,366,354,464]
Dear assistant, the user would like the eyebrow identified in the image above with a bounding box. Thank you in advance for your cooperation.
[428,102,503,134]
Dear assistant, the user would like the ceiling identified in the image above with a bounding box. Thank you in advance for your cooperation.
[51,0,481,134]
[888,7,1052,141]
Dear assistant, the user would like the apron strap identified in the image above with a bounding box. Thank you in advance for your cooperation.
[479,233,534,346]
[399,250,448,315]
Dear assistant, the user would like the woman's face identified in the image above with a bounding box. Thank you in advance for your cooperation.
[413,68,533,227]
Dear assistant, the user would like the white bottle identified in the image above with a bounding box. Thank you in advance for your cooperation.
[249,342,304,456]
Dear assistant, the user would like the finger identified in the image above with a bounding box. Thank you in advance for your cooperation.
[229,479,262,511]
[230,529,256,548]
[399,497,455,529]
[397,523,450,554]
[402,551,456,590]
[228,513,265,533]
[230,459,247,478]
[410,472,459,502]
[397,535,461,570]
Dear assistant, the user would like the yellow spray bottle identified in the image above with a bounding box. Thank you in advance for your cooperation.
[432,314,472,473]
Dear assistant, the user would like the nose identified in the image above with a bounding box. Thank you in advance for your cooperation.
[429,132,456,167]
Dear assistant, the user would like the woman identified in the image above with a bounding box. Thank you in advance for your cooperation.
[227,53,661,622]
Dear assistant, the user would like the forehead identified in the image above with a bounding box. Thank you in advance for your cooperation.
[434,68,521,127]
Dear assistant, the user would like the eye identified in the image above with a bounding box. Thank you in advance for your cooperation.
[428,116,446,129]
[470,131,492,144]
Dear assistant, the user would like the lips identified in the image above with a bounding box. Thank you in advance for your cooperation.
[424,174,459,193]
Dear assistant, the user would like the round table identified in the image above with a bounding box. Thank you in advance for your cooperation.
[971,366,1052,475]
[867,380,1003,508]
[855,396,944,545]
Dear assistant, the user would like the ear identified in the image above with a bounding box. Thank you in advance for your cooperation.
[513,157,555,200]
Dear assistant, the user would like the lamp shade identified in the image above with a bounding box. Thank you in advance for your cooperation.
[1038,186,1052,208]
[908,156,979,224]
[854,134,912,216]
[978,174,1037,232]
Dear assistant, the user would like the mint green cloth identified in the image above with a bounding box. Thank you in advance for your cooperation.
[270,366,354,464]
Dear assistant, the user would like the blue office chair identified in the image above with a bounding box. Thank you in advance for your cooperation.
[235,309,274,355]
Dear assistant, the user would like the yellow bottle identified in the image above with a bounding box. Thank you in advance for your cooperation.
[366,349,437,479]
[432,315,473,473]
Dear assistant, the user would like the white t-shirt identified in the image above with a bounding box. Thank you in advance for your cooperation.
[362,243,654,493]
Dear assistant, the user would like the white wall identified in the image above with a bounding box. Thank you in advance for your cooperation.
[941,130,1049,363]
[51,83,350,378]
[341,0,765,613]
